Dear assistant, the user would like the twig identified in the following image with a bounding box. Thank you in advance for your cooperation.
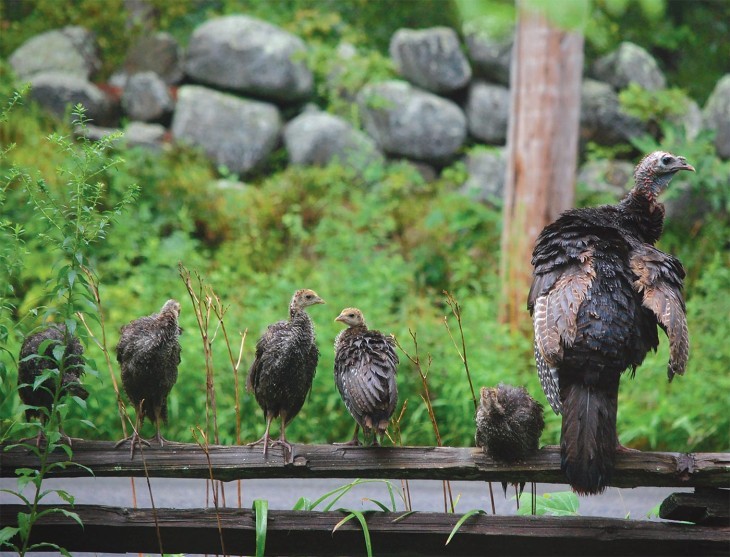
[395,330,454,513]
[192,426,227,556]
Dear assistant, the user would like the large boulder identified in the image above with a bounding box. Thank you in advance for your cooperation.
[577,159,634,195]
[592,42,666,91]
[464,29,512,85]
[28,72,114,125]
[460,148,506,203]
[184,16,313,103]
[284,110,384,172]
[465,81,509,145]
[120,32,183,85]
[357,80,467,163]
[121,71,174,122]
[389,27,472,94]
[580,79,646,146]
[703,74,730,159]
[9,26,101,81]
[171,85,281,175]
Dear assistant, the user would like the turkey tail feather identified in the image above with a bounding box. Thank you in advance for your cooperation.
[560,382,617,495]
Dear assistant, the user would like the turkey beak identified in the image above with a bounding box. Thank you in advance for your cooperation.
[677,158,695,172]
[334,313,345,323]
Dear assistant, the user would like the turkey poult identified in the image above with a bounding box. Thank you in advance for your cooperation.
[247,289,325,460]
[333,308,398,446]
[18,325,88,446]
[115,299,182,458]
[528,151,693,495]
[475,384,544,462]
[475,384,544,500]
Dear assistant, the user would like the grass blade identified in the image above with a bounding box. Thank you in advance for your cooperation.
[253,498,268,557]
[334,509,372,557]
[446,509,485,545]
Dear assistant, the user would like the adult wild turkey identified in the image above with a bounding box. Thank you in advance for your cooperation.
[528,151,693,494]
[333,308,398,446]
[115,299,182,458]
[247,289,325,460]
[18,325,87,446]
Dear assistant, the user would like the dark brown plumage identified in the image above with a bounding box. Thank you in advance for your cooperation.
[475,384,544,461]
[115,299,182,458]
[333,308,398,446]
[247,289,324,459]
[17,324,87,446]
[528,151,693,495]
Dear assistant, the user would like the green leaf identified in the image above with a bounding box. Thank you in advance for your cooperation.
[517,491,580,516]
[362,498,390,512]
[446,509,485,545]
[0,526,19,546]
[334,509,372,557]
[292,497,313,511]
[253,499,268,557]
[0,489,30,506]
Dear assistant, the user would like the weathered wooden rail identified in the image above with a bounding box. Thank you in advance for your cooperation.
[1,504,728,556]
[2,441,729,555]
[2,441,729,487]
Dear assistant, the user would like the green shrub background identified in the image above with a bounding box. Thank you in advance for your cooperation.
[1,0,728,452]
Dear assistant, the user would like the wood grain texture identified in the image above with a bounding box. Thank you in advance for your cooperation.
[1,504,727,556]
[2,441,728,488]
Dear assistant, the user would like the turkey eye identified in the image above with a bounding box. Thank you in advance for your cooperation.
[661,155,672,165]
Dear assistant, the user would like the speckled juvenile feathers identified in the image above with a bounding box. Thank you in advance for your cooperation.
[475,384,544,462]
[334,308,398,444]
[18,325,87,422]
[117,299,182,428]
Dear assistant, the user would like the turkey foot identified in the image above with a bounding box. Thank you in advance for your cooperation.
[115,432,150,460]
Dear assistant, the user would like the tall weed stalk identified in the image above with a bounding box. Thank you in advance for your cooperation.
[0,102,137,554]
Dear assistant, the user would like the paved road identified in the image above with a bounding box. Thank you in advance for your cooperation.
[1,475,685,518]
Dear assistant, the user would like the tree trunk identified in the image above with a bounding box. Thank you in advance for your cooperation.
[499,6,584,331]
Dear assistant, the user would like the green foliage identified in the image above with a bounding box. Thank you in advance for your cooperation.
[1,97,135,555]
[516,491,580,516]
[618,84,690,124]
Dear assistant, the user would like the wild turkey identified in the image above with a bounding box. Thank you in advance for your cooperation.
[333,308,398,446]
[475,384,544,461]
[475,384,544,503]
[247,289,324,460]
[17,324,87,446]
[528,151,693,495]
[115,299,182,458]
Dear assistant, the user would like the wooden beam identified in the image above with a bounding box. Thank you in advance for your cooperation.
[660,488,730,526]
[2,441,728,488]
[1,504,727,556]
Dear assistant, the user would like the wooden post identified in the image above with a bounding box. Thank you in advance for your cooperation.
[499,5,584,330]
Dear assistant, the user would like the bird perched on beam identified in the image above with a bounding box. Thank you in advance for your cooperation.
[115,299,182,458]
[333,308,398,446]
[247,289,325,460]
[18,324,87,446]
[475,384,544,502]
[528,151,693,495]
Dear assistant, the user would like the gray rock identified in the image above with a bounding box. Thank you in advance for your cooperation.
[9,26,101,81]
[580,79,646,146]
[464,29,512,85]
[124,0,158,30]
[185,15,313,103]
[121,71,174,122]
[703,74,730,159]
[460,148,506,203]
[121,32,183,84]
[668,96,702,142]
[171,85,281,174]
[284,111,384,172]
[389,27,472,94]
[28,72,114,126]
[577,159,634,195]
[124,122,167,149]
[357,80,467,163]
[465,81,510,144]
[592,42,666,91]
